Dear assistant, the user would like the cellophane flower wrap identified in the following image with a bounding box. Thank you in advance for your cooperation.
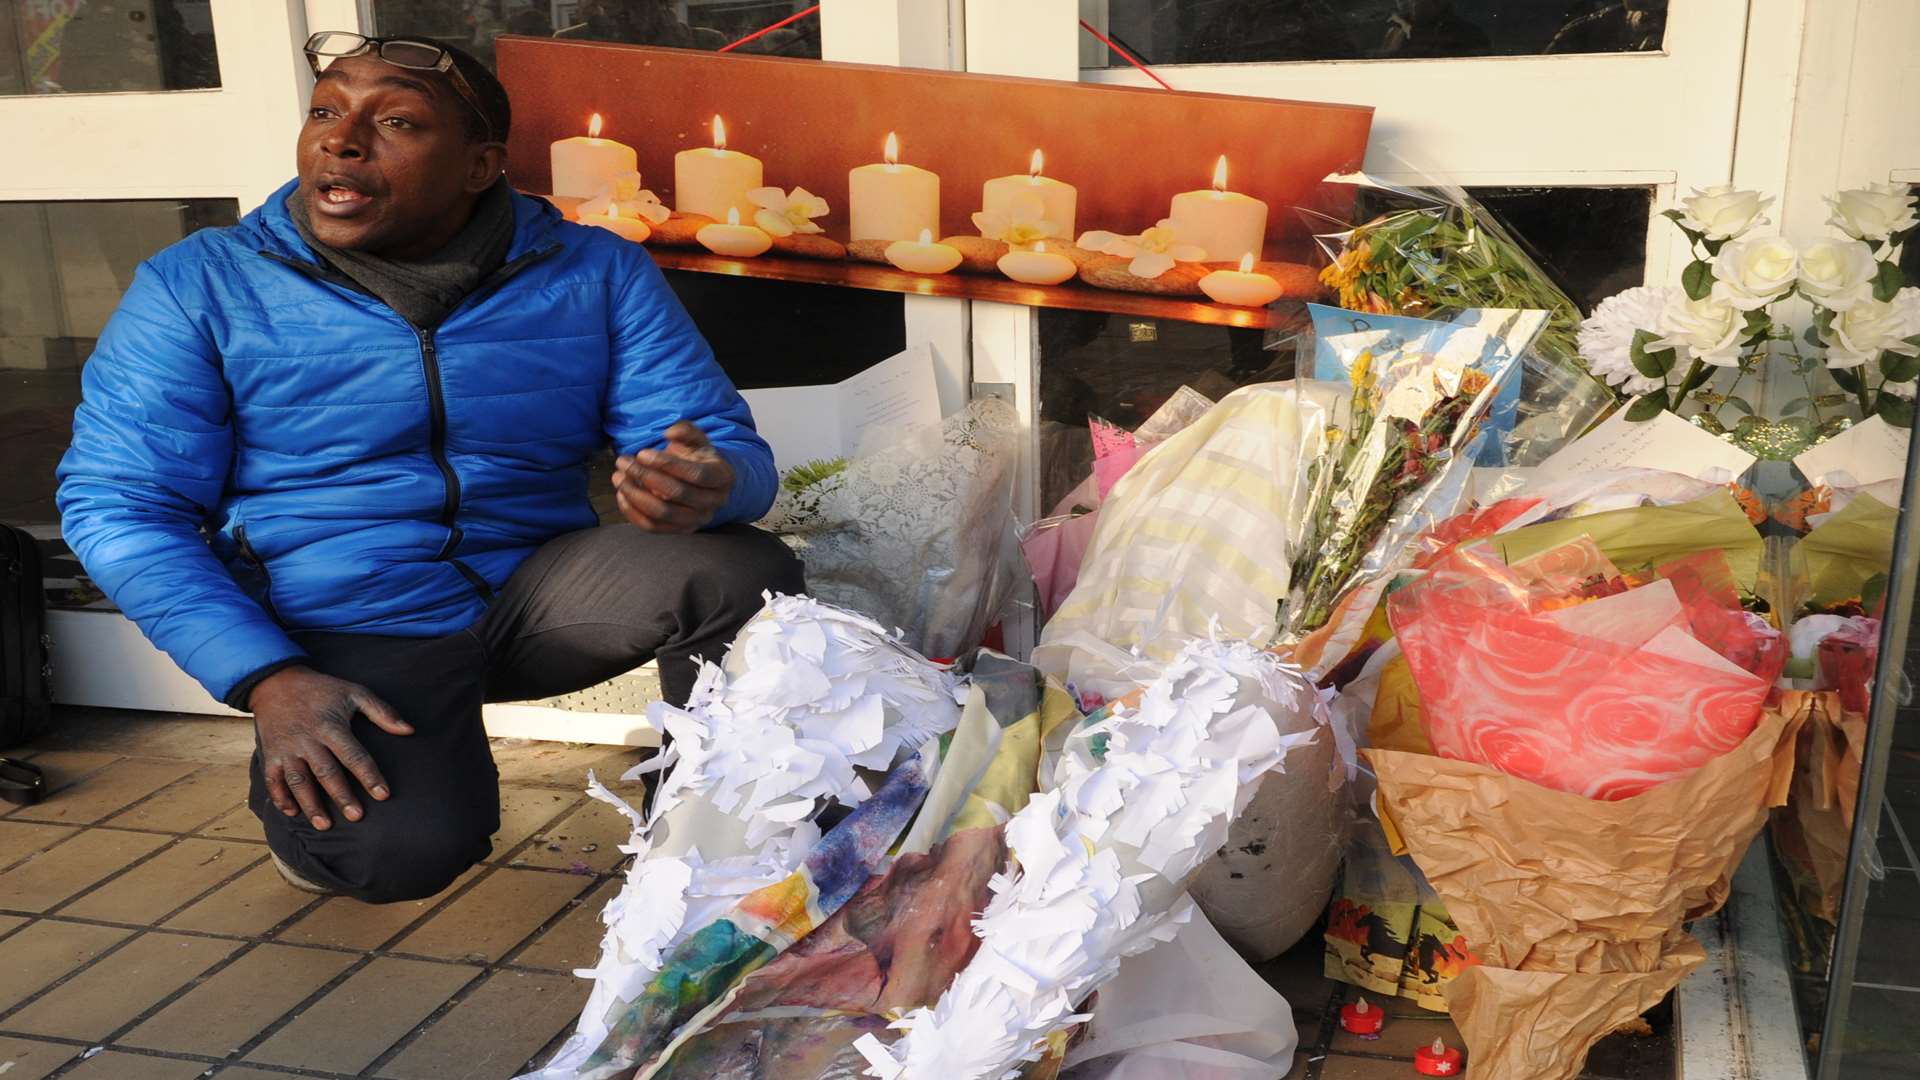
[1283,316,1529,638]
[1387,541,1787,799]
[1298,164,1618,464]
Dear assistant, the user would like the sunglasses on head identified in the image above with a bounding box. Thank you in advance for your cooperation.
[304,32,496,144]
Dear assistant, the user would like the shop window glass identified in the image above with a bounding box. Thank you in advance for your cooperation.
[0,198,237,605]
[1,1,219,95]
[368,0,822,69]
[1083,0,1666,66]
[587,271,906,521]
[1037,184,1649,511]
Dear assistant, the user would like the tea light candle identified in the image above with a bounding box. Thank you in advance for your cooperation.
[885,229,962,275]
[550,113,637,200]
[695,208,772,258]
[849,132,940,242]
[1338,997,1385,1037]
[577,202,652,244]
[1414,1038,1463,1076]
[1199,253,1284,307]
[1168,155,1268,264]
[997,240,1077,285]
[980,148,1077,239]
[675,115,765,222]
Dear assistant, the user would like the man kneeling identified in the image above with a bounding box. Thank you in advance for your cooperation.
[56,36,803,902]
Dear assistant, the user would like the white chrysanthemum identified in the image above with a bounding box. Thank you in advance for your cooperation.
[1578,286,1673,395]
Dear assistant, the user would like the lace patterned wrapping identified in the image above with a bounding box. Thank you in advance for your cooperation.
[525,595,962,1080]
[855,640,1326,1080]
[758,397,1021,659]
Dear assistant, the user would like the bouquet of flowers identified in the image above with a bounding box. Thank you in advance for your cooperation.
[1577,183,1920,451]
[1347,485,1803,1080]
[1282,313,1529,637]
[1302,168,1618,464]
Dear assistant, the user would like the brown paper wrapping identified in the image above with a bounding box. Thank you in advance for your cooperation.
[1770,692,1865,921]
[1444,939,1703,1078]
[1367,692,1810,1080]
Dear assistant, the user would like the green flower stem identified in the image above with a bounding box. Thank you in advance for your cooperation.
[1668,359,1710,412]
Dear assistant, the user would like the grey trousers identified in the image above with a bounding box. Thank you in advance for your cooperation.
[247,523,805,902]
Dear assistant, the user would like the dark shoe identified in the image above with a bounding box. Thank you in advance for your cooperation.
[270,850,337,895]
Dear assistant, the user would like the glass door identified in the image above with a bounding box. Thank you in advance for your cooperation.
[1,0,315,713]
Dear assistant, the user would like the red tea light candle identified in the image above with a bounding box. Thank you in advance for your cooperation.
[1414,1038,1463,1076]
[1339,997,1385,1036]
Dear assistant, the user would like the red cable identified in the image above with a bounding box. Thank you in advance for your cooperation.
[1078,18,1173,90]
[717,4,822,53]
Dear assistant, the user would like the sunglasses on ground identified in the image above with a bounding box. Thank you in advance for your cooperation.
[304,32,496,144]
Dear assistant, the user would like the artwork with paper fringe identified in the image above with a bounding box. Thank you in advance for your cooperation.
[520,595,1332,1080]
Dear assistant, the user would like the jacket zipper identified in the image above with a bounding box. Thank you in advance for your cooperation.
[261,241,564,604]
[234,525,281,623]
[412,328,493,601]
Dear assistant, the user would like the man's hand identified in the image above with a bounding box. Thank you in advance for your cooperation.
[251,666,411,830]
[612,421,736,533]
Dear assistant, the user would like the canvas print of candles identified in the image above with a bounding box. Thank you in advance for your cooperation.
[501,39,1373,316]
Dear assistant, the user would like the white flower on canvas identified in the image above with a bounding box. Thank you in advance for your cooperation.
[1821,288,1920,370]
[1077,221,1207,280]
[1578,286,1674,396]
[1676,184,1772,241]
[1710,236,1798,311]
[579,171,671,224]
[1826,183,1920,243]
[748,186,830,238]
[972,192,1058,249]
[1652,292,1745,368]
[1798,238,1880,312]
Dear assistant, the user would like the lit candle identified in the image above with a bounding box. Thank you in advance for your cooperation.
[885,228,963,274]
[848,132,940,243]
[550,113,637,200]
[1167,155,1269,264]
[996,240,1077,286]
[675,115,765,222]
[980,148,1077,240]
[1199,253,1284,307]
[577,201,652,244]
[1413,1038,1463,1076]
[695,207,773,258]
[1338,997,1385,1037]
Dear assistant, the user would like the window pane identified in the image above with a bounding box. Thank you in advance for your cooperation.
[0,198,238,592]
[1466,186,1651,314]
[587,271,907,522]
[1084,0,1667,66]
[1,1,220,95]
[368,0,823,69]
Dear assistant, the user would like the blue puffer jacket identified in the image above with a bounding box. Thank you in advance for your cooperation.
[56,180,776,704]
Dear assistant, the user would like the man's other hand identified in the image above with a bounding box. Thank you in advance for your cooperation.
[251,666,412,830]
[613,421,736,533]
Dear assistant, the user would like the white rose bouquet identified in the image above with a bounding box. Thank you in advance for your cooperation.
[1577,183,1919,442]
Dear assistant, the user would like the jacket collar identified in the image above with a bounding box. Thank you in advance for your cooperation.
[247,177,566,268]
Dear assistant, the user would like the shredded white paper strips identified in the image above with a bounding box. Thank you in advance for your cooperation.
[856,639,1324,1080]
[522,594,962,1080]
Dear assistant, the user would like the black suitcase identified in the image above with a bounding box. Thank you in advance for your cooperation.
[1,525,52,750]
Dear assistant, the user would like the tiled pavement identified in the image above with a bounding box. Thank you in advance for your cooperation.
[0,709,645,1080]
[1,708,1674,1079]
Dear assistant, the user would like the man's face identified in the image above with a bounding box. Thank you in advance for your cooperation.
[296,54,499,257]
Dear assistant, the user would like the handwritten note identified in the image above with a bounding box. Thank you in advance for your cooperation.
[742,344,942,468]
[1793,415,1911,487]
[1533,402,1759,484]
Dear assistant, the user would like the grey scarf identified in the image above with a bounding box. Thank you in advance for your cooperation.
[289,179,517,329]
